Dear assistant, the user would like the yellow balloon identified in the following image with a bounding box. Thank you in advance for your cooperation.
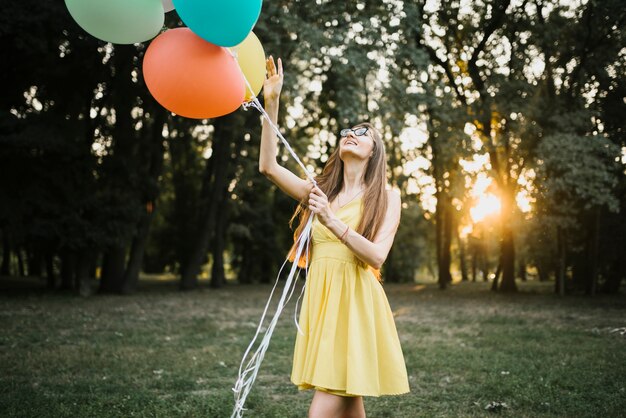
[232,32,266,101]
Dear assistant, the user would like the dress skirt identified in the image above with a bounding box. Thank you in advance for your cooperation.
[290,196,410,397]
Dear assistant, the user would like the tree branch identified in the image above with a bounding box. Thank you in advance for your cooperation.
[466,0,512,190]
[413,5,467,105]
[468,0,512,71]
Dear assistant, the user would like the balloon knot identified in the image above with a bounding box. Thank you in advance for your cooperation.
[242,101,256,111]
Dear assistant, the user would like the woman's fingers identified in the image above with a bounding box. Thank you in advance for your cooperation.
[265,58,271,77]
[309,194,321,205]
[309,190,327,209]
[311,186,326,199]
[266,56,275,77]
[270,55,276,75]
[265,56,284,79]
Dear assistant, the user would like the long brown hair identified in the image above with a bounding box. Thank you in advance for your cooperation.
[287,122,389,281]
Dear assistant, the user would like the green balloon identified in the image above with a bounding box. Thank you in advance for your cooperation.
[65,0,164,44]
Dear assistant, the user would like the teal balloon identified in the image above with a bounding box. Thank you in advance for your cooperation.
[173,0,263,47]
[65,0,164,44]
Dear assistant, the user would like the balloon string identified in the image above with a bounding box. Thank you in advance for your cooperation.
[247,98,316,185]
[230,213,314,418]
[227,49,317,185]
[227,50,315,417]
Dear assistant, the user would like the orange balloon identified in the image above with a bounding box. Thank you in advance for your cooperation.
[143,28,245,119]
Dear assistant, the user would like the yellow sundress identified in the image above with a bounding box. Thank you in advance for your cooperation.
[290,195,410,397]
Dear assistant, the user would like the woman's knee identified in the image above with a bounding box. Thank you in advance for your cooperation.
[308,390,347,418]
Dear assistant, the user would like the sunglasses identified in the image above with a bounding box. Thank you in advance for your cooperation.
[340,127,369,137]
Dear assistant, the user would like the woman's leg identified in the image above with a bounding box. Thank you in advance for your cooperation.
[308,390,349,418]
[308,390,366,418]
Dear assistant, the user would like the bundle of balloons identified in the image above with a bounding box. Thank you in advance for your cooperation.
[65,0,266,119]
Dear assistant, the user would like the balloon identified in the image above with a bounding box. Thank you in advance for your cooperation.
[143,28,246,119]
[231,32,266,101]
[65,0,164,44]
[162,0,175,13]
[173,0,263,47]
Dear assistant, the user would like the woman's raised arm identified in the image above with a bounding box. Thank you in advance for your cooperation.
[258,56,312,201]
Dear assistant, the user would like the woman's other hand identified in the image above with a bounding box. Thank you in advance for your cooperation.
[263,56,283,103]
[309,186,335,226]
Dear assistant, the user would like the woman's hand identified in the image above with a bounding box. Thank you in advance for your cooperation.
[308,186,335,226]
[263,56,283,103]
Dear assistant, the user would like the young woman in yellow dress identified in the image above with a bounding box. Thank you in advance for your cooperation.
[259,56,410,418]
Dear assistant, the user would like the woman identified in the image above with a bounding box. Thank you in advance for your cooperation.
[259,56,410,418]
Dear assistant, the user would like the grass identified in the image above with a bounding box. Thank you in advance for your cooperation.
[0,278,624,418]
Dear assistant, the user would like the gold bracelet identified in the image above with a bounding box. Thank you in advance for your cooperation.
[339,225,349,243]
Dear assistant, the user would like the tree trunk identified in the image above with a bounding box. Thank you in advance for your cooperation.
[435,191,443,287]
[537,262,550,282]
[571,211,588,292]
[586,207,600,296]
[602,262,623,294]
[75,248,95,297]
[27,248,42,278]
[210,122,245,289]
[122,208,155,294]
[442,196,453,285]
[168,128,200,281]
[16,248,25,277]
[46,252,56,289]
[518,256,527,281]
[430,120,451,290]
[60,248,75,290]
[498,187,517,292]
[601,223,624,294]
[180,114,237,290]
[491,258,501,291]
[210,202,228,289]
[0,230,10,276]
[122,110,166,294]
[99,245,126,293]
[572,250,587,290]
[97,45,136,294]
[555,226,566,296]
[456,226,469,282]
[470,237,477,282]
[237,244,253,284]
[480,240,489,281]
[435,191,453,289]
[498,231,516,291]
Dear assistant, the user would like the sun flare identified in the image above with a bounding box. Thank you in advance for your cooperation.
[470,194,501,223]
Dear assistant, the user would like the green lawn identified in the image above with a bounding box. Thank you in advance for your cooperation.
[0,278,624,417]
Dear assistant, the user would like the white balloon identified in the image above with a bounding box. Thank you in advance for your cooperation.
[162,0,175,13]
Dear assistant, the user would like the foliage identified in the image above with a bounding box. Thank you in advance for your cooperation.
[0,0,625,292]
[535,133,620,217]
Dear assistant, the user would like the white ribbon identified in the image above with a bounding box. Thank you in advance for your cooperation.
[229,52,317,417]
[230,213,314,418]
